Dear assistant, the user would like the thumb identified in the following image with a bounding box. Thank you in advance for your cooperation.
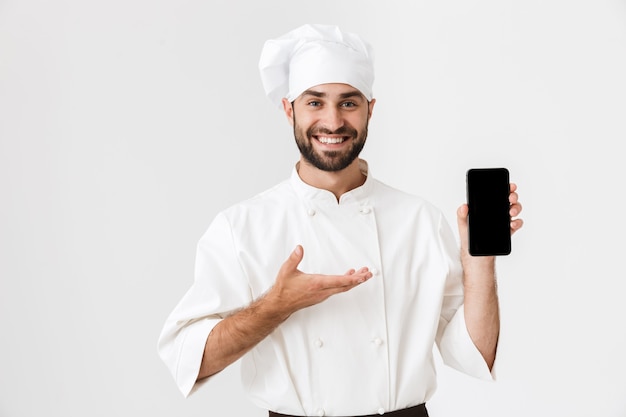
[457,204,469,250]
[281,245,304,273]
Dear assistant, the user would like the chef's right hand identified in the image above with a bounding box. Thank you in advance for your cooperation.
[268,245,372,316]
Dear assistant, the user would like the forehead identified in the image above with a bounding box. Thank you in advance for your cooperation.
[297,83,366,100]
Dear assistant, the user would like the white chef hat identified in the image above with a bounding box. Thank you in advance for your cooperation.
[259,24,375,108]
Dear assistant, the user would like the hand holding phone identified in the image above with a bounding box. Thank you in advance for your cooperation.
[466,168,511,256]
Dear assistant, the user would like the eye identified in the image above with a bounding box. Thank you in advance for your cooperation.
[340,101,357,108]
[307,100,322,107]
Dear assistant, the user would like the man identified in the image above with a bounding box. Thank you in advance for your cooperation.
[158,24,523,417]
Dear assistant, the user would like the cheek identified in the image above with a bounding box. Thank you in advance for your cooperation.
[295,117,316,132]
[346,115,367,130]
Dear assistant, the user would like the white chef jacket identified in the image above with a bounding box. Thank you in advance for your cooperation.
[158,160,494,416]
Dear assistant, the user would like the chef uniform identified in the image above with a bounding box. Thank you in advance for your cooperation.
[158,24,495,417]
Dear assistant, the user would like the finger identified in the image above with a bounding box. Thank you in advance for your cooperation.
[509,191,518,205]
[510,202,522,217]
[511,218,524,235]
[344,266,368,275]
[509,183,518,193]
[315,270,373,290]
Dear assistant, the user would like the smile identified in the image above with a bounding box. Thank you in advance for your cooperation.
[316,136,346,144]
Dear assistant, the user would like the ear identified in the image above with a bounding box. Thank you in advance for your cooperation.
[282,98,294,126]
[367,98,376,120]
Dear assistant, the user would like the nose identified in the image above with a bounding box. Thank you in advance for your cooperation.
[321,106,344,132]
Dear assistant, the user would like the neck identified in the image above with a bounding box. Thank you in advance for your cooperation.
[297,158,366,201]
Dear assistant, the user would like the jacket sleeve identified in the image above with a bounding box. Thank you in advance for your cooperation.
[157,212,253,397]
[434,213,496,381]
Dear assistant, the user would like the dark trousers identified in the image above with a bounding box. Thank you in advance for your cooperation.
[269,403,429,417]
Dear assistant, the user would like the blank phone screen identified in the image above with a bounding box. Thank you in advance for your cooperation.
[466,168,511,256]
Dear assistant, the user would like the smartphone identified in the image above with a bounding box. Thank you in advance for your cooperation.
[466,168,511,256]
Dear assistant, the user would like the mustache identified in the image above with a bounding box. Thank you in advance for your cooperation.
[307,126,358,137]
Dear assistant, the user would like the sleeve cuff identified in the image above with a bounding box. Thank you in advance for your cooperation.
[438,304,496,381]
[174,317,222,397]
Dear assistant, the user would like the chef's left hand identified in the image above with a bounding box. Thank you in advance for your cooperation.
[457,183,524,258]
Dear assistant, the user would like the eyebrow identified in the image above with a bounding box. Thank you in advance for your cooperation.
[300,89,366,100]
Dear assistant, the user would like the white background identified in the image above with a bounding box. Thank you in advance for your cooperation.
[1,1,625,416]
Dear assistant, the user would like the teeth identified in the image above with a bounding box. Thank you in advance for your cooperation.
[318,137,344,144]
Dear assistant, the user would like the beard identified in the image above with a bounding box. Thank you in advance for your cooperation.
[292,115,368,172]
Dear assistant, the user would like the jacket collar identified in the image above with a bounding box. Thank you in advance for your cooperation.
[290,159,374,205]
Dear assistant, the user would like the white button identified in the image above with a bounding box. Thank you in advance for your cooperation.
[315,339,323,348]
[378,407,385,415]
[360,206,371,214]
[316,408,325,416]
[307,208,316,216]
[370,267,379,276]
[373,337,383,346]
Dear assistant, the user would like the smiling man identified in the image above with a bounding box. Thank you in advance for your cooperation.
[288,85,373,173]
[286,84,374,198]
[158,24,523,417]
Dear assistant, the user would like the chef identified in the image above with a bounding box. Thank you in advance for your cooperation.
[158,23,523,417]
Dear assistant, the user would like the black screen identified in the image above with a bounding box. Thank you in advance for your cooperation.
[466,168,511,256]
